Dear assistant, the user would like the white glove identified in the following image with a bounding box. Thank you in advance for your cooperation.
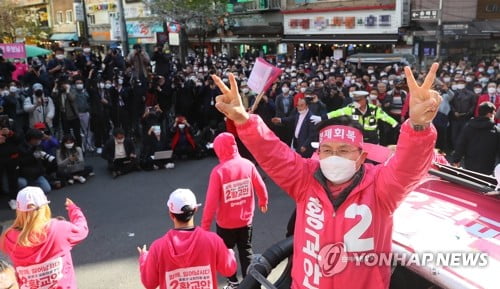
[310,115,322,125]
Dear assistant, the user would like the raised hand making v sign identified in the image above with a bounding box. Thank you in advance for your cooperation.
[211,65,439,289]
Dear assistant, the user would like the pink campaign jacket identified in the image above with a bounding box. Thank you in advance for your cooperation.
[237,115,436,289]
[201,132,268,230]
[138,227,237,289]
[1,204,89,289]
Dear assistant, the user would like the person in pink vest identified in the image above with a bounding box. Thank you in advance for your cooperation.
[201,132,268,289]
[138,188,237,289]
[210,62,440,289]
[1,186,88,289]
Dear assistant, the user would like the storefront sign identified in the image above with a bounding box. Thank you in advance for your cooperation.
[87,3,117,12]
[284,10,400,35]
[126,21,164,38]
[74,3,84,22]
[110,14,121,41]
[477,0,500,19]
[169,33,179,46]
[0,43,26,59]
[411,10,438,21]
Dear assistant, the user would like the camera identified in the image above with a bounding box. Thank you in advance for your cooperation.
[39,150,56,163]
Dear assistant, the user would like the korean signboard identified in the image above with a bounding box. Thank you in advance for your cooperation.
[0,43,27,59]
[283,9,401,35]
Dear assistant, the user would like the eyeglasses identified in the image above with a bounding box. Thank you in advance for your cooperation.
[319,148,361,157]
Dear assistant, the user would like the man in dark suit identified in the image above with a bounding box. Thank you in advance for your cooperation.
[272,98,316,158]
[274,82,295,144]
[102,127,138,178]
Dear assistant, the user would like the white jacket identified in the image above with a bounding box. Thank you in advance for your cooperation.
[24,94,55,128]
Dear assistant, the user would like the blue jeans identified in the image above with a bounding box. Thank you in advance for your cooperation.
[18,176,51,194]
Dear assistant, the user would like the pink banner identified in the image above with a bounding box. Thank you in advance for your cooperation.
[0,43,26,59]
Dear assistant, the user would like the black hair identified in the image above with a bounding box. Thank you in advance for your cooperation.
[317,116,364,135]
[113,127,125,137]
[26,128,43,140]
[172,205,196,223]
[478,101,496,117]
[60,134,77,158]
[55,47,64,53]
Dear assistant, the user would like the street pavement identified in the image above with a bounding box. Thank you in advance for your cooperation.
[0,155,296,289]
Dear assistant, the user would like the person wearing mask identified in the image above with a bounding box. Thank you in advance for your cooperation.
[1,187,88,289]
[383,78,408,122]
[0,121,20,210]
[47,48,77,80]
[138,188,237,289]
[452,102,500,175]
[23,83,55,130]
[0,83,16,120]
[293,80,309,107]
[89,78,111,155]
[53,78,82,146]
[128,44,150,84]
[22,59,51,95]
[75,42,100,79]
[475,82,500,122]
[151,44,171,78]
[110,77,132,133]
[210,62,440,289]
[305,87,327,122]
[170,116,198,159]
[17,129,53,194]
[0,50,15,83]
[11,58,28,82]
[201,133,268,289]
[272,98,316,157]
[326,91,399,145]
[102,127,138,178]
[274,82,295,144]
[368,88,381,106]
[56,134,94,185]
[34,122,59,156]
[450,77,476,148]
[140,125,174,170]
[74,78,92,151]
[432,82,454,152]
[103,47,126,81]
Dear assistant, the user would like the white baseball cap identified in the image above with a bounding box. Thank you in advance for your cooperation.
[16,186,50,212]
[167,188,201,214]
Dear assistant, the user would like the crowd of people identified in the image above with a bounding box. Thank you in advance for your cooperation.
[0,39,498,289]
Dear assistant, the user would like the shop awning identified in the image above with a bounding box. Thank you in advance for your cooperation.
[50,33,79,41]
[281,34,399,43]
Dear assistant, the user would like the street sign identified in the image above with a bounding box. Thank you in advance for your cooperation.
[411,10,439,21]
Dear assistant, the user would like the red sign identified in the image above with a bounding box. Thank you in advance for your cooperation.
[0,43,26,59]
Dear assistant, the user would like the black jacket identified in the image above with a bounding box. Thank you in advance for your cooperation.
[18,142,46,180]
[102,137,136,162]
[452,117,500,175]
[281,110,316,158]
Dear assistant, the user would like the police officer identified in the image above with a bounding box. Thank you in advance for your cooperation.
[326,91,398,144]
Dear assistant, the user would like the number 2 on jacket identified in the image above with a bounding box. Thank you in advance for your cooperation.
[343,203,374,252]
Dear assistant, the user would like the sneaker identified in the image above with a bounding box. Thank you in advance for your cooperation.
[67,179,74,185]
[223,281,239,289]
[8,199,17,210]
[88,172,95,177]
[153,164,159,170]
[165,162,175,169]
[96,147,103,154]
[76,176,86,184]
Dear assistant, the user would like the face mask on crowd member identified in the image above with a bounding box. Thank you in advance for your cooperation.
[152,125,161,136]
[9,84,18,93]
[456,83,466,90]
[64,142,75,149]
[487,83,497,94]
[75,81,84,90]
[105,82,113,89]
[317,120,367,184]
[474,87,483,94]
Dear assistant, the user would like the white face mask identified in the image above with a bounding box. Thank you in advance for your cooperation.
[474,88,483,94]
[367,70,374,74]
[282,87,289,94]
[456,84,466,90]
[320,155,358,184]
[152,126,161,135]
[105,84,112,89]
[64,143,74,149]
[9,86,18,93]
[56,54,65,60]
[242,88,249,94]
[369,94,378,100]
[118,79,124,85]
[488,87,496,94]
[297,78,303,84]
[178,124,186,129]
[465,77,473,82]
[83,48,91,53]
[99,83,105,89]
[300,87,307,93]
[76,84,84,90]
[451,84,459,90]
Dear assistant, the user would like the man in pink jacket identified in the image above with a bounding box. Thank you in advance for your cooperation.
[210,63,441,289]
[201,132,268,288]
[138,188,237,289]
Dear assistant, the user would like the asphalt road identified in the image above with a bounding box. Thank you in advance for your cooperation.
[0,155,296,289]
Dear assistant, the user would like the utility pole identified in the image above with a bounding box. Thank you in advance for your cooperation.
[81,0,90,41]
[116,0,129,56]
[435,0,443,60]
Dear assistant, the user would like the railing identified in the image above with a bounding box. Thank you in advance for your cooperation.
[233,0,281,13]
